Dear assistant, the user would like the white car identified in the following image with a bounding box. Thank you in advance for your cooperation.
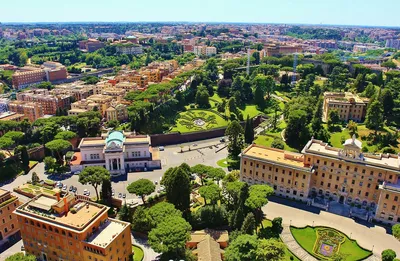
[62,185,67,191]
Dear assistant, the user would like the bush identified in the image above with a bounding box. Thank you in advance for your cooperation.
[382,147,396,154]
[190,205,228,230]
[271,138,285,150]
[272,217,283,233]
[70,207,77,214]
[382,249,396,261]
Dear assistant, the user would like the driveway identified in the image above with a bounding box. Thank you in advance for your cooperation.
[131,235,160,261]
[263,198,400,257]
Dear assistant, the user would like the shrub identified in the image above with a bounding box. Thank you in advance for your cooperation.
[272,217,283,233]
[70,208,77,214]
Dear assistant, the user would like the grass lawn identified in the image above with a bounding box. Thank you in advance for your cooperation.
[290,226,371,261]
[217,158,229,168]
[170,110,228,133]
[132,245,144,261]
[239,104,263,118]
[258,220,300,261]
[327,124,399,153]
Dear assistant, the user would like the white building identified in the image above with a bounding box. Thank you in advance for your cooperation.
[205,46,217,56]
[72,131,161,176]
[116,44,143,55]
[193,46,217,56]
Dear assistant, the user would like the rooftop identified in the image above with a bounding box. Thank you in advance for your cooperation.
[324,92,367,104]
[17,194,107,231]
[303,139,400,171]
[86,219,128,248]
[242,145,309,170]
[0,188,9,197]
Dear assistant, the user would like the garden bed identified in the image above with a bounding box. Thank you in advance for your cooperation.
[290,226,372,261]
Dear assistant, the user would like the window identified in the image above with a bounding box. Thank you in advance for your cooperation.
[386,194,389,200]
[338,164,342,168]
[395,196,398,202]
[327,183,331,188]
[359,182,363,186]
[354,167,358,172]
[389,175,393,180]
[132,151,141,157]
[262,165,265,170]
[322,173,325,178]
[250,162,253,166]
[320,181,324,186]
[365,192,369,197]
[352,180,355,185]
[256,164,259,168]
[324,161,327,165]
[296,173,299,178]
[367,183,371,188]
[336,177,339,181]
[346,166,350,170]
[392,205,396,211]
[331,162,334,167]
[350,188,353,193]
[329,175,332,179]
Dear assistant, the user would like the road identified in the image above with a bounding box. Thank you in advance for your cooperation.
[263,197,400,257]
[3,137,228,204]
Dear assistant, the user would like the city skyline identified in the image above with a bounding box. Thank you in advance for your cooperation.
[1,0,400,27]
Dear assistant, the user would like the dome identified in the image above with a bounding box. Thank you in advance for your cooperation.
[105,131,125,149]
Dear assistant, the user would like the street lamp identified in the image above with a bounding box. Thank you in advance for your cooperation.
[312,221,314,227]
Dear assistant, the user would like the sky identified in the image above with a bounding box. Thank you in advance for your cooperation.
[1,0,399,27]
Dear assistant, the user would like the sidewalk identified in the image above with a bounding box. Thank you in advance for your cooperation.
[264,199,400,257]
[280,226,318,261]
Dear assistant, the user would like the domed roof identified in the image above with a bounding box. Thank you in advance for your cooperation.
[105,131,125,149]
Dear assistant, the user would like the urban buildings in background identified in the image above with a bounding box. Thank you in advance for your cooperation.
[12,62,68,90]
[0,189,21,246]
[322,92,369,123]
[240,137,400,224]
[15,193,132,261]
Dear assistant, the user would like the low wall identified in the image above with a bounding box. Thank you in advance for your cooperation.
[27,146,45,161]
[150,115,266,146]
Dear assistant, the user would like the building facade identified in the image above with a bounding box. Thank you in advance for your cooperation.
[8,101,43,122]
[240,136,400,224]
[323,92,369,122]
[15,194,131,261]
[76,131,161,176]
[0,189,21,246]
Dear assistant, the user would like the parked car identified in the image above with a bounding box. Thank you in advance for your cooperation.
[69,186,73,192]
[159,146,165,151]
[220,137,225,142]
[62,185,67,191]
[118,193,122,198]
[20,245,25,251]
[122,193,126,199]
[154,180,158,185]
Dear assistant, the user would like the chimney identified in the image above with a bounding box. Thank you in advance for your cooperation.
[63,197,69,214]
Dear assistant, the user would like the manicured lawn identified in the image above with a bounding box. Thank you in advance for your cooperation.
[239,104,263,118]
[210,93,223,103]
[170,109,228,133]
[327,124,399,153]
[217,158,229,168]
[132,245,144,261]
[255,134,298,152]
[290,226,372,261]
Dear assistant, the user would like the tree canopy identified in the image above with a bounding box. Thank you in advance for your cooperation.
[79,166,110,200]
[127,178,155,204]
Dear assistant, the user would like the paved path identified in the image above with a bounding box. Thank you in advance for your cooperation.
[281,226,318,261]
[131,234,159,261]
[264,198,400,257]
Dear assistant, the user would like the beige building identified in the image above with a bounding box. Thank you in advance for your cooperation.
[240,136,400,224]
[15,193,131,261]
[69,94,113,116]
[8,101,43,122]
[323,92,369,122]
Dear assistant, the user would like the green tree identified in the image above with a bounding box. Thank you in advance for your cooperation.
[45,139,72,165]
[241,212,256,235]
[254,84,266,109]
[79,166,110,200]
[255,239,285,261]
[364,83,376,98]
[148,216,191,258]
[271,138,285,149]
[244,115,254,144]
[347,120,358,137]
[190,164,211,185]
[208,167,226,183]
[5,253,37,261]
[285,109,310,149]
[382,60,397,71]
[382,249,397,261]
[328,109,341,128]
[225,120,244,160]
[0,137,14,157]
[31,172,40,185]
[118,203,132,223]
[195,85,210,108]
[163,166,191,212]
[245,185,274,229]
[393,224,400,240]
[199,183,221,205]
[231,183,250,230]
[365,100,384,132]
[379,89,394,120]
[43,156,56,172]
[224,234,258,261]
[101,178,113,206]
[127,179,155,204]
[54,130,77,140]
[131,206,151,233]
[329,66,349,91]
[19,145,30,173]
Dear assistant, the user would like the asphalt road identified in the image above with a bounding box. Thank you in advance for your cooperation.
[2,137,228,204]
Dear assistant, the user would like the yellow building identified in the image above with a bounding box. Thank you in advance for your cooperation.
[0,189,21,245]
[323,92,369,122]
[240,136,400,224]
[15,194,132,261]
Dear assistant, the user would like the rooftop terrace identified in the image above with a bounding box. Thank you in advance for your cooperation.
[86,219,128,248]
[242,145,309,169]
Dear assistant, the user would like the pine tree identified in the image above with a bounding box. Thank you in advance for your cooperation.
[241,212,256,235]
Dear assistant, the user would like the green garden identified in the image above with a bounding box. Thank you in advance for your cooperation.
[170,109,228,133]
[290,226,372,261]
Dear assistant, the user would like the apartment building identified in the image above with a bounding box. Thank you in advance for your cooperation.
[79,39,105,52]
[0,112,25,122]
[193,46,217,56]
[15,193,132,261]
[240,137,400,224]
[17,90,71,115]
[51,84,94,101]
[12,67,46,90]
[42,62,68,82]
[69,94,113,116]
[265,44,303,56]
[8,101,43,122]
[0,189,21,246]
[0,98,9,113]
[323,92,369,122]
[385,39,400,50]
[105,104,128,122]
